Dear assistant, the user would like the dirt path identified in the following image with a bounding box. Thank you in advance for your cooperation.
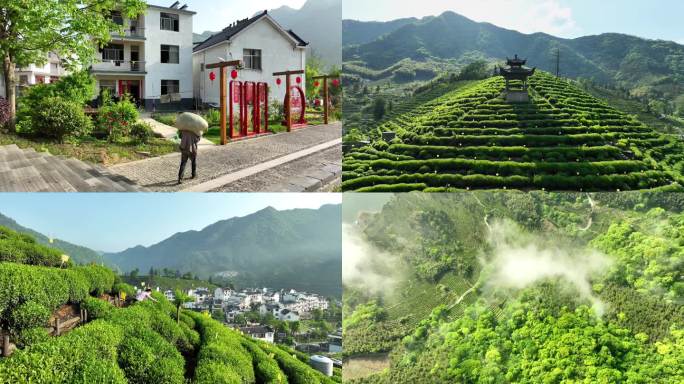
[579,194,596,231]
[343,353,390,381]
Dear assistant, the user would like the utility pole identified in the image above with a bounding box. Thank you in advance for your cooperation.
[555,48,560,78]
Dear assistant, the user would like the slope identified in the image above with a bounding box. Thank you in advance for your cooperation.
[342,18,417,46]
[0,213,104,265]
[342,72,684,192]
[105,205,342,297]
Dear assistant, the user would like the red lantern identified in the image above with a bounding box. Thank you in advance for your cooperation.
[296,76,302,84]
[332,79,340,87]
[314,80,320,87]
[276,78,282,85]
[209,71,216,82]
[231,70,238,79]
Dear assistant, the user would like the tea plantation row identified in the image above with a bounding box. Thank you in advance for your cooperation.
[343,72,684,191]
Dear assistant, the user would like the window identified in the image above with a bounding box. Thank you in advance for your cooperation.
[50,63,58,73]
[243,49,262,70]
[100,80,116,95]
[102,44,124,62]
[161,45,179,64]
[110,11,124,26]
[160,12,179,31]
[161,80,180,95]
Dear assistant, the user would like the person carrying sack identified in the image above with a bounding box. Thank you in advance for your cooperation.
[176,112,208,184]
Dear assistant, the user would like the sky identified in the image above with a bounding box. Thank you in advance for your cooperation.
[343,0,684,43]
[0,193,341,253]
[161,0,308,33]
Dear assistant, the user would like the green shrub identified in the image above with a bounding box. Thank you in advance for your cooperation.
[112,282,136,298]
[97,98,139,142]
[82,297,115,320]
[0,226,65,266]
[23,97,92,141]
[194,361,242,384]
[18,327,50,346]
[73,264,116,296]
[117,328,185,384]
[203,109,221,126]
[130,121,153,143]
[9,301,51,333]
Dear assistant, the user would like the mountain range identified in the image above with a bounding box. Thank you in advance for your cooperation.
[194,0,341,68]
[344,11,684,98]
[0,213,104,265]
[0,205,342,297]
[104,205,342,297]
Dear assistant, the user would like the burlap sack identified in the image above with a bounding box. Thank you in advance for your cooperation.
[175,112,208,136]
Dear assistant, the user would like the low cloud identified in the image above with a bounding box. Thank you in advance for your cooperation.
[342,223,400,295]
[484,220,611,316]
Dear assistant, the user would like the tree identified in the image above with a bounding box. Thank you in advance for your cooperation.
[172,289,192,324]
[372,97,386,120]
[0,0,147,129]
[130,268,139,278]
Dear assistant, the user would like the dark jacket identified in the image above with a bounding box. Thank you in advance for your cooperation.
[179,130,200,155]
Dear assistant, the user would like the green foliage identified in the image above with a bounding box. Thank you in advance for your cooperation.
[456,60,490,80]
[129,121,153,144]
[117,328,185,384]
[203,109,221,126]
[96,97,139,142]
[0,262,115,336]
[152,112,177,127]
[20,96,92,141]
[0,226,65,266]
[343,72,682,191]
[82,297,115,320]
[112,282,136,298]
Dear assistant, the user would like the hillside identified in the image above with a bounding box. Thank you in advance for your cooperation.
[105,205,342,297]
[343,192,684,383]
[0,213,104,265]
[342,71,684,191]
[342,18,417,46]
[0,229,338,383]
[344,11,684,100]
[194,0,341,68]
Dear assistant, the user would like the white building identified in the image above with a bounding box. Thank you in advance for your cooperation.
[240,326,274,343]
[274,308,300,322]
[192,10,308,106]
[16,52,67,87]
[90,2,195,111]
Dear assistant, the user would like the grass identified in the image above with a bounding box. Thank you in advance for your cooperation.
[0,131,178,165]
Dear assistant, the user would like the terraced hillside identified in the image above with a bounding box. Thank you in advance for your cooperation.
[343,72,684,192]
[0,227,339,384]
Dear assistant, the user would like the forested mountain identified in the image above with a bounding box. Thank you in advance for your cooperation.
[344,192,684,383]
[342,18,417,46]
[344,11,684,99]
[104,205,342,297]
[0,213,104,265]
[194,0,342,68]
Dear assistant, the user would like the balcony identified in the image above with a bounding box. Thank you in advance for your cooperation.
[90,60,147,75]
[111,27,146,40]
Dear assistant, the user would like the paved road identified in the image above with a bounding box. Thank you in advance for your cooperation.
[211,145,341,192]
[108,122,342,192]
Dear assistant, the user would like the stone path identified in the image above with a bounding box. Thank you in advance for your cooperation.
[141,117,215,148]
[109,122,342,192]
[209,145,342,192]
[0,144,146,192]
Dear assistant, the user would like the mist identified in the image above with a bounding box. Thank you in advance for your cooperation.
[483,219,612,316]
[342,223,400,296]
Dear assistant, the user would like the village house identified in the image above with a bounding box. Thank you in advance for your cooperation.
[191,10,308,106]
[16,53,68,87]
[239,326,275,343]
[89,2,196,111]
[274,308,300,322]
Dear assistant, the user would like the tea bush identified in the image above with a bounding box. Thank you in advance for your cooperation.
[0,226,65,267]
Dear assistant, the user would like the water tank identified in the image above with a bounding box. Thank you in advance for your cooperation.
[309,355,333,376]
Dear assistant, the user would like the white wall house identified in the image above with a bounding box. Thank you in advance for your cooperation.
[90,3,195,111]
[192,11,308,107]
[16,52,67,87]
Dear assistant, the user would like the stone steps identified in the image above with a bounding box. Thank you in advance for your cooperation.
[0,144,146,192]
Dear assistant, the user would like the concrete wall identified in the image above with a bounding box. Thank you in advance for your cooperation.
[144,7,194,110]
[193,17,306,106]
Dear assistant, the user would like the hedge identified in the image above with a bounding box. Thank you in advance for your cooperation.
[0,263,115,336]
[0,226,65,267]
